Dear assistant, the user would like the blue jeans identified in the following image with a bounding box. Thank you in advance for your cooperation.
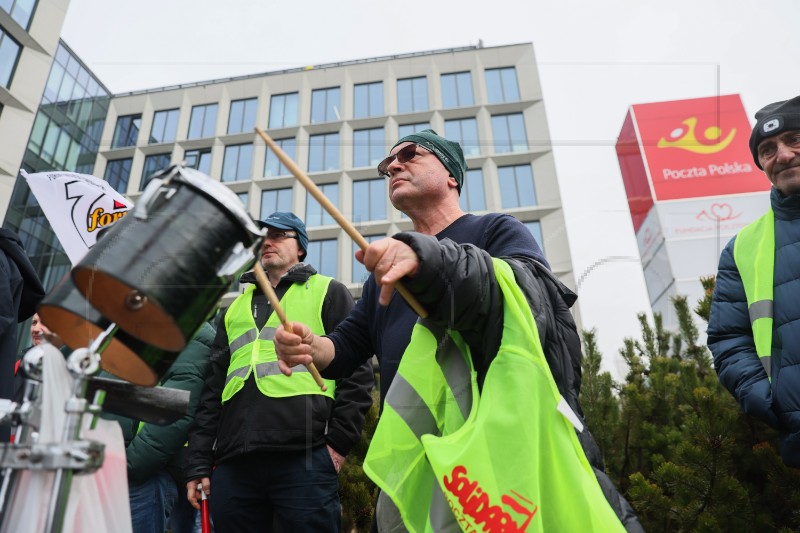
[210,446,340,532]
[129,470,178,533]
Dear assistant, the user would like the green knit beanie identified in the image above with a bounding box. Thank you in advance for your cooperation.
[393,129,468,193]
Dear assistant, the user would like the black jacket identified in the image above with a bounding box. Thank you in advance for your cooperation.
[395,232,644,533]
[184,264,374,483]
[102,322,215,485]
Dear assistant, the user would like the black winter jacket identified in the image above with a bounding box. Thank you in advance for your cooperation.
[102,321,215,485]
[183,264,374,484]
[393,232,644,533]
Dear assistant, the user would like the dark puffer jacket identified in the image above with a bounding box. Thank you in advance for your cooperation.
[393,232,644,532]
[102,321,215,484]
[708,187,800,467]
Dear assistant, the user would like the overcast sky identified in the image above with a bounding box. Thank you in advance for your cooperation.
[60,0,800,378]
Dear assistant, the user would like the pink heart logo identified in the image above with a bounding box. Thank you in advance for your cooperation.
[710,203,733,220]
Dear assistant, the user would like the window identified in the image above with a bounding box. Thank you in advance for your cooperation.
[440,72,474,108]
[397,122,430,139]
[491,113,527,153]
[485,67,520,104]
[1,0,36,29]
[305,183,338,227]
[352,179,386,223]
[498,164,537,208]
[149,109,179,144]
[268,92,298,129]
[141,153,171,190]
[237,192,250,214]
[352,235,382,284]
[0,28,21,88]
[185,148,211,175]
[308,133,339,172]
[311,87,341,123]
[397,77,428,114]
[523,221,544,253]
[103,158,132,193]
[459,169,486,212]
[260,188,292,220]
[444,118,480,157]
[221,143,253,182]
[112,114,142,148]
[188,104,218,139]
[263,137,296,177]
[306,239,337,278]
[228,98,257,134]
[353,128,385,168]
[353,82,383,119]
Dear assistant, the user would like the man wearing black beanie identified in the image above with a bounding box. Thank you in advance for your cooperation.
[709,95,800,468]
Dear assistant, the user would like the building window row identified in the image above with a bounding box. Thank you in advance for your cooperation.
[109,67,522,148]
[110,112,528,179]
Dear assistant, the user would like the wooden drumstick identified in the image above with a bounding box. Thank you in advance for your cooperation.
[255,127,428,319]
[252,260,327,391]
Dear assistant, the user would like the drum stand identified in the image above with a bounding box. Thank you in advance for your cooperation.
[0,325,115,533]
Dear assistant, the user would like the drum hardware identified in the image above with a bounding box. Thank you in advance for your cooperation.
[124,291,147,311]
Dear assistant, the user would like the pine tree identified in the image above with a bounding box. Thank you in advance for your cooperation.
[581,281,800,532]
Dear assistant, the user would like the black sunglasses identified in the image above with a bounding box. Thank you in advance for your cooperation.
[377,143,429,177]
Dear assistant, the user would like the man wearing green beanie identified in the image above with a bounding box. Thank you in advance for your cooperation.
[275,129,642,532]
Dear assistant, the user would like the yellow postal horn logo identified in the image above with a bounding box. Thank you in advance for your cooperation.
[657,117,736,154]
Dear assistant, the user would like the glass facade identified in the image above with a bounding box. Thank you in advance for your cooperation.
[0,27,21,87]
[269,92,298,129]
[397,77,428,114]
[485,67,520,103]
[188,103,217,139]
[263,137,295,177]
[228,98,257,134]
[260,188,292,219]
[149,108,179,144]
[1,0,36,29]
[524,220,544,253]
[397,122,430,140]
[4,41,110,293]
[221,143,253,182]
[498,164,537,208]
[112,114,141,148]
[310,87,340,123]
[352,179,386,223]
[305,183,338,227]
[491,113,527,153]
[141,153,171,189]
[459,169,486,212]
[353,82,383,119]
[306,239,337,278]
[185,148,211,175]
[441,72,474,108]
[103,158,132,193]
[352,127,384,168]
[444,117,480,157]
[308,132,339,172]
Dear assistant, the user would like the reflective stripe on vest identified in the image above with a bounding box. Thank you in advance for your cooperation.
[364,259,626,533]
[733,209,774,380]
[221,274,336,403]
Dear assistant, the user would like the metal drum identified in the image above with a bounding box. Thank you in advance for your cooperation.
[71,165,262,352]
[38,274,179,386]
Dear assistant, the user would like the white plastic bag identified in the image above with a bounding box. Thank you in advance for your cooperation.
[1,345,131,533]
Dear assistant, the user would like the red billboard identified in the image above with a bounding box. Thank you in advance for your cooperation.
[616,94,770,231]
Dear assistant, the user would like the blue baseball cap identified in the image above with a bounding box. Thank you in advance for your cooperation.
[259,212,309,259]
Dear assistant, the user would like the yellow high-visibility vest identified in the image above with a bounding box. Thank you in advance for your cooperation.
[364,258,625,532]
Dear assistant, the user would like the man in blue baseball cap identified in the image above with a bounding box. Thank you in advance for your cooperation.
[185,211,374,531]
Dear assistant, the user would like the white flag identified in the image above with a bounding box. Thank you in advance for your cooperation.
[21,170,133,265]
